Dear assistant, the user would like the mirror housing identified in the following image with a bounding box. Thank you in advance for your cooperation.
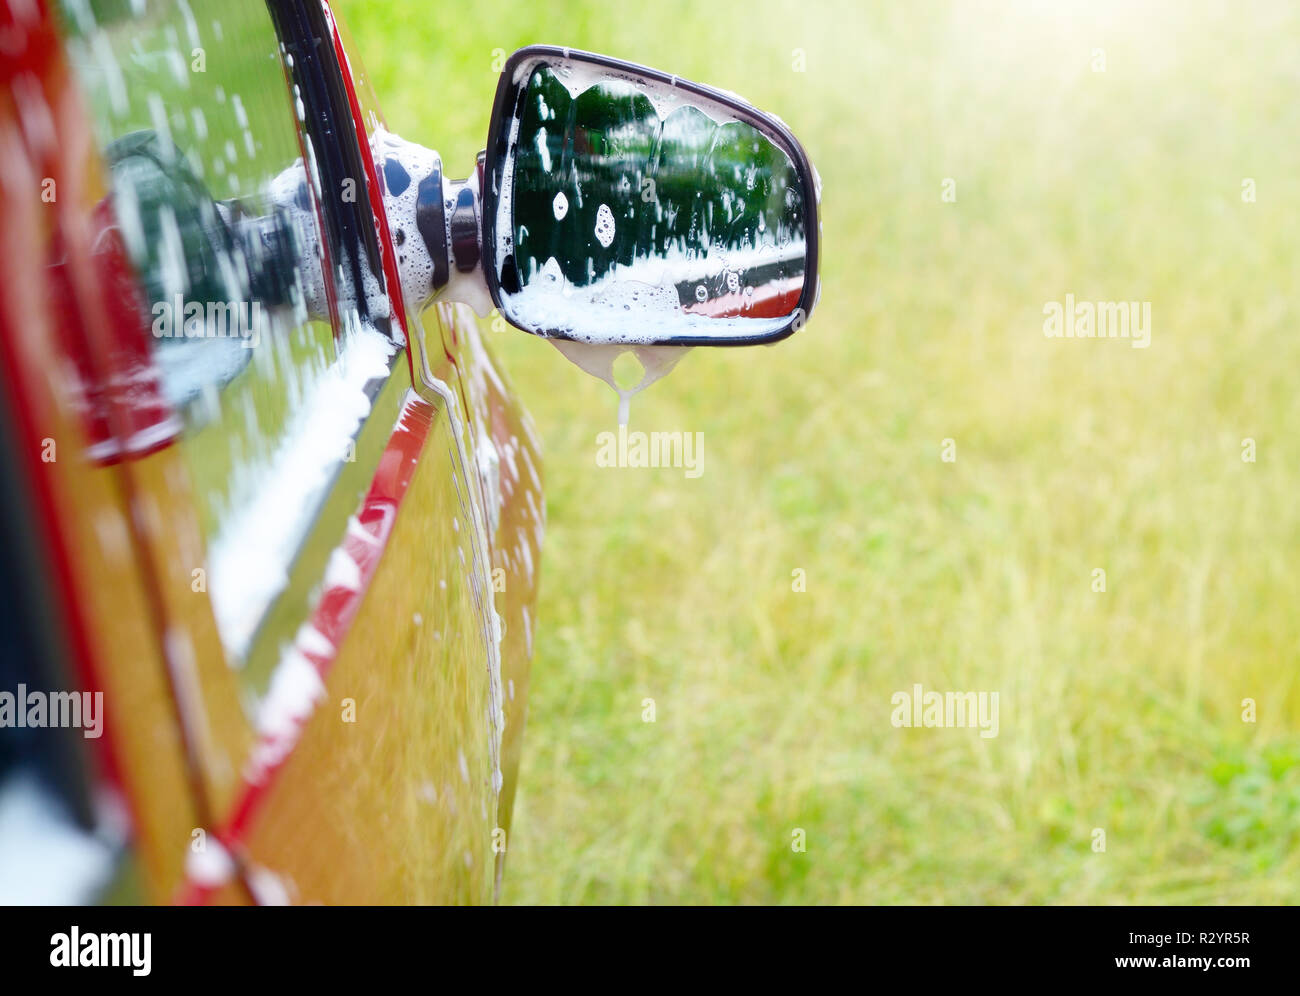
[480,46,820,347]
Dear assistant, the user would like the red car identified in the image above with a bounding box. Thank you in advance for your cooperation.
[0,0,818,904]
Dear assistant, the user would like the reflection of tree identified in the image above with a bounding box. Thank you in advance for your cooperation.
[512,66,806,289]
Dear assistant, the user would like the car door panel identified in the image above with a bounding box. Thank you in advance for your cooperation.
[427,301,545,855]
[232,379,501,904]
[0,5,219,902]
[13,0,539,904]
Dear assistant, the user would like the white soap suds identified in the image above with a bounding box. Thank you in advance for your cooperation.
[208,326,397,660]
[323,546,361,592]
[505,241,805,345]
[369,129,496,316]
[244,646,326,783]
[369,127,439,306]
[550,340,690,425]
[345,514,381,547]
[246,864,292,906]
[535,126,552,173]
[267,159,328,318]
[593,202,616,248]
[0,774,118,904]
[295,623,335,658]
[184,838,235,888]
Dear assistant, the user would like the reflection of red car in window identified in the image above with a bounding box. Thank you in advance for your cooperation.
[684,275,805,320]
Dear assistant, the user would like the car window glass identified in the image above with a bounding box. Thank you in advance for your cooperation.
[58,0,371,662]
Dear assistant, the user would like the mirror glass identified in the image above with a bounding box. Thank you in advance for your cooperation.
[491,56,813,344]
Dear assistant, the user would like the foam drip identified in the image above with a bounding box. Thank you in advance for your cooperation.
[549,340,690,425]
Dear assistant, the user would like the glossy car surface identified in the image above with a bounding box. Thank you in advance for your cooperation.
[0,0,541,904]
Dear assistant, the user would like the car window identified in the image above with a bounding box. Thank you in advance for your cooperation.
[57,0,393,665]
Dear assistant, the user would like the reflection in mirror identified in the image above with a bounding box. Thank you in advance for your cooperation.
[495,61,810,344]
[57,0,395,665]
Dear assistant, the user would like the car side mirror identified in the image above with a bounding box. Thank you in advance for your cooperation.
[479,46,820,347]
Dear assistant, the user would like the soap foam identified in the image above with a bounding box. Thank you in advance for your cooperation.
[549,340,690,426]
[369,127,441,307]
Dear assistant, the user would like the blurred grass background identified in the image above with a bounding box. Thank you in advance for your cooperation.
[338,0,1300,903]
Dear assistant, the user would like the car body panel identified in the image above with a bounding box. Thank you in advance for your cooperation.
[0,0,542,904]
[329,0,545,870]
[0,0,226,902]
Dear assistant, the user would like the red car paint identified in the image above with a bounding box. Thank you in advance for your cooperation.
[1,0,545,904]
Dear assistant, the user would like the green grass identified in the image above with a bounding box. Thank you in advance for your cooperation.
[339,0,1300,904]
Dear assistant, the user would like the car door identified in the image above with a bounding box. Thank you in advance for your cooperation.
[51,0,523,903]
[328,3,546,892]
